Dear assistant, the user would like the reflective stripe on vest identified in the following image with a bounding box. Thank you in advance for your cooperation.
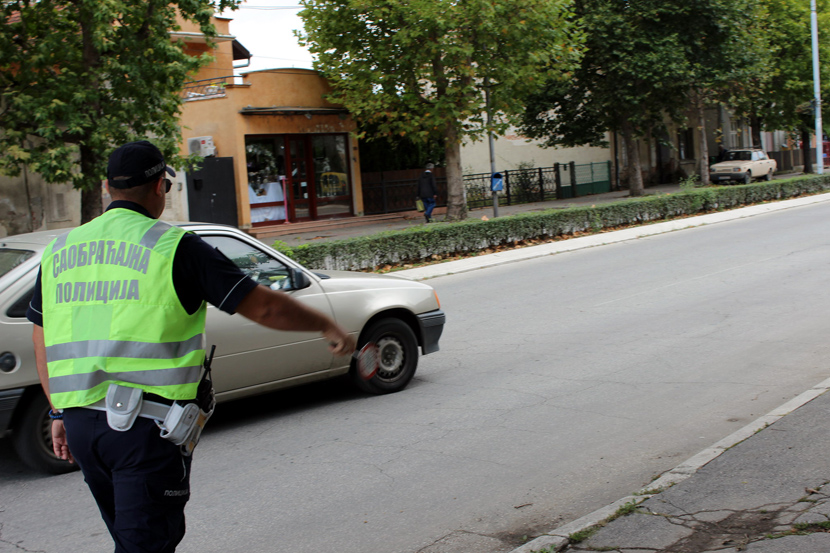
[41,209,207,409]
[48,365,202,395]
[46,334,204,362]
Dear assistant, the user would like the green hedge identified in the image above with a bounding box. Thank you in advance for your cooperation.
[275,175,830,271]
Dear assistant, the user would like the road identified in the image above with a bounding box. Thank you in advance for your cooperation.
[3,200,830,553]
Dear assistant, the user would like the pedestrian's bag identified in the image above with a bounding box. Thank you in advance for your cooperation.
[415,197,425,212]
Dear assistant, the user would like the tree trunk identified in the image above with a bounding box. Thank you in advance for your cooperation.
[621,123,644,196]
[79,11,103,224]
[79,143,103,224]
[802,128,814,174]
[80,187,103,224]
[697,101,710,186]
[444,123,467,221]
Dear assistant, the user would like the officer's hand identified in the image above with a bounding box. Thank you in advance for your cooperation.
[51,420,75,464]
[324,324,356,357]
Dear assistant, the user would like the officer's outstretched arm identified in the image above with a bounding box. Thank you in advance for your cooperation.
[235,285,355,356]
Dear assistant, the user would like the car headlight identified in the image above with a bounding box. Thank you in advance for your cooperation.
[733,168,742,172]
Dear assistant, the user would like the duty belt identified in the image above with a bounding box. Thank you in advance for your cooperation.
[83,395,173,422]
[80,346,216,456]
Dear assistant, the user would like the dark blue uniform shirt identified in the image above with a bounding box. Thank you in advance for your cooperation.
[27,201,258,326]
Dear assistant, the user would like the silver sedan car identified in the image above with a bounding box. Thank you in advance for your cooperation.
[0,223,445,474]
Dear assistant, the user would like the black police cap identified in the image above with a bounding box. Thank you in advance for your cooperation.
[107,140,175,189]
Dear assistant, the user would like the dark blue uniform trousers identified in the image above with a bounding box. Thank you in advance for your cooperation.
[63,408,192,553]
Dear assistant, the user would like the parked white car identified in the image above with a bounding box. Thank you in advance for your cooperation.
[709,149,777,184]
[0,224,445,474]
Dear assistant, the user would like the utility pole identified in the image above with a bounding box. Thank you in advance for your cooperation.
[485,77,499,218]
[812,0,824,174]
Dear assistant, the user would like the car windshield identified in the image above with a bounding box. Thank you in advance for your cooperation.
[0,248,35,279]
[725,151,752,161]
[200,235,291,288]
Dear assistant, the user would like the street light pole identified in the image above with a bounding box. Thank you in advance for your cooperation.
[485,77,499,218]
[811,0,824,174]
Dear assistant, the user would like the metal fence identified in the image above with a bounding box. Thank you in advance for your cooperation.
[362,175,447,215]
[465,162,611,209]
[767,149,806,172]
[362,161,612,215]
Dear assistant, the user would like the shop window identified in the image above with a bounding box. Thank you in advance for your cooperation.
[246,138,287,224]
[313,135,349,197]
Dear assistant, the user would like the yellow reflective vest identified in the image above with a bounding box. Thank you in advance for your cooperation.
[41,208,206,409]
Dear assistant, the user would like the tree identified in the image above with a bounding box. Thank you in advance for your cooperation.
[521,0,693,196]
[675,0,768,184]
[734,0,830,174]
[521,0,766,193]
[297,0,581,221]
[0,0,239,223]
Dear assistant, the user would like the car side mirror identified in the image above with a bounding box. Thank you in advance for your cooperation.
[287,268,311,291]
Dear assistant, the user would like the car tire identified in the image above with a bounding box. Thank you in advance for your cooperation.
[743,171,752,184]
[765,169,773,181]
[351,318,418,394]
[11,392,78,474]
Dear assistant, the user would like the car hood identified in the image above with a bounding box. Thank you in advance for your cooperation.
[312,269,425,290]
[311,269,440,322]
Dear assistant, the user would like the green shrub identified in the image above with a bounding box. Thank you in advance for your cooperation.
[275,175,830,271]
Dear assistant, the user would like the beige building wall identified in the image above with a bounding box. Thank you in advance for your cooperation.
[460,128,612,174]
[176,16,237,82]
[0,167,83,237]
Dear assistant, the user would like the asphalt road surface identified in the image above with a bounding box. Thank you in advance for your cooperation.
[3,201,830,553]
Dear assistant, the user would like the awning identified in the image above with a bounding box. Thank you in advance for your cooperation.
[239,106,349,117]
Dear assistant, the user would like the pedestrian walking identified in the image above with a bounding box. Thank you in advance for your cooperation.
[717,144,729,162]
[27,140,355,553]
[417,163,439,223]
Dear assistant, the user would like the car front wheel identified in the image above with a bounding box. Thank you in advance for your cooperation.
[743,171,752,184]
[351,318,418,394]
[11,392,78,474]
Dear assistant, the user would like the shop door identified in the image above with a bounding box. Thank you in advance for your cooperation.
[186,157,238,226]
[312,134,353,219]
[284,134,353,222]
[286,136,314,221]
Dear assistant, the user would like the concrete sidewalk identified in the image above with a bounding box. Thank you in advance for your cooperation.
[513,378,830,553]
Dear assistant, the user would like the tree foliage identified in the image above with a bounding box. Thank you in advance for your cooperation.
[357,120,445,173]
[736,0,830,173]
[521,0,766,193]
[676,0,768,183]
[0,0,239,223]
[297,0,581,220]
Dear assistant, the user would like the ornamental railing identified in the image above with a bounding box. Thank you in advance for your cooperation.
[181,76,234,101]
[361,162,612,215]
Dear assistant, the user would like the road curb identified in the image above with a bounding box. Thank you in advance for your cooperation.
[396,192,830,281]
[510,375,830,553]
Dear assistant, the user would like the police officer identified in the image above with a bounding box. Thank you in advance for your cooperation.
[28,140,355,553]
